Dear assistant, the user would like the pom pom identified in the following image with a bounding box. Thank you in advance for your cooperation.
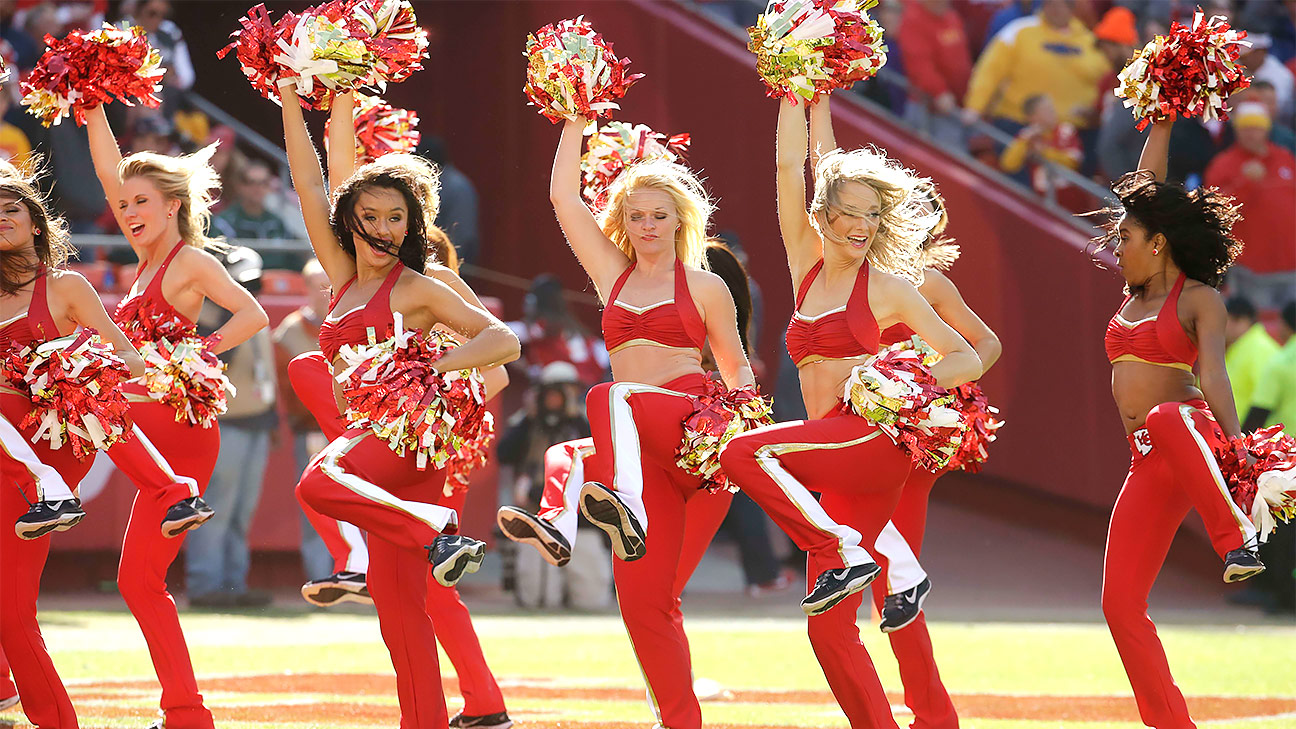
[1218,425,1296,540]
[1,330,133,460]
[325,93,420,163]
[582,120,690,209]
[523,17,643,123]
[115,291,199,348]
[946,382,1004,473]
[0,55,10,86]
[1115,11,1251,131]
[20,23,165,127]
[272,7,376,106]
[218,4,301,106]
[676,379,774,493]
[844,344,964,471]
[748,0,887,104]
[345,0,429,86]
[444,415,495,496]
[335,313,491,471]
[138,337,236,429]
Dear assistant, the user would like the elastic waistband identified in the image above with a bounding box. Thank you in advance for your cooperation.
[654,372,710,396]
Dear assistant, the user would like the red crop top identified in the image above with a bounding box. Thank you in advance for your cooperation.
[0,269,57,356]
[1104,272,1197,372]
[318,263,403,362]
[785,260,879,367]
[601,258,707,354]
[880,322,915,347]
[113,242,198,347]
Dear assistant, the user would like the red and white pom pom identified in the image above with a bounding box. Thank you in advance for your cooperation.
[946,382,1004,473]
[444,414,495,496]
[1,330,133,460]
[676,379,775,493]
[335,314,491,471]
[844,344,964,471]
[1115,11,1251,131]
[21,23,165,127]
[1218,425,1296,540]
[582,121,690,209]
[345,0,429,87]
[523,17,643,123]
[219,4,301,105]
[139,337,235,429]
[748,0,887,104]
[325,93,419,163]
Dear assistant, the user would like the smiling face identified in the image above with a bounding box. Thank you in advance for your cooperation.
[0,193,35,255]
[622,187,679,258]
[1112,213,1163,285]
[119,175,180,246]
[351,186,409,268]
[824,181,882,257]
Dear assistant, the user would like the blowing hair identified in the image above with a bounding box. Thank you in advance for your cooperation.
[914,180,960,271]
[1087,171,1243,293]
[425,224,459,274]
[118,142,224,251]
[704,240,754,355]
[331,153,441,273]
[811,148,937,283]
[598,158,713,270]
[0,157,74,296]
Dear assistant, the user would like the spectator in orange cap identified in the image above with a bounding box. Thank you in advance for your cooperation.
[1092,7,1137,117]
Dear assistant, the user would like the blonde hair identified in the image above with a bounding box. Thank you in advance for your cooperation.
[810,148,938,283]
[598,158,712,270]
[118,142,224,250]
[914,180,960,272]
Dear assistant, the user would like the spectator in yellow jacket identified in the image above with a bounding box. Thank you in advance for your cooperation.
[963,0,1111,132]
[1224,295,1280,421]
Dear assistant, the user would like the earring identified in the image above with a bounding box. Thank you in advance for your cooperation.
[33,228,40,236]
[168,212,174,218]
[1153,248,1160,256]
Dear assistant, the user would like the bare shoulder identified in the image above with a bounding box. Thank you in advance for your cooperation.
[871,268,918,296]
[917,268,960,302]
[175,245,226,275]
[1181,279,1224,311]
[47,268,95,298]
[686,267,732,301]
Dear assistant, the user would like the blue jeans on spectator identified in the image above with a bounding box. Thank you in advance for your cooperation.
[295,432,335,581]
[184,424,272,596]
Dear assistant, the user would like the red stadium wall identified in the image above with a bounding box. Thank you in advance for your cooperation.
[177,1,1133,528]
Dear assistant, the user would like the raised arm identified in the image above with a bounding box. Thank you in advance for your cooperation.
[808,95,838,169]
[696,273,756,390]
[327,91,357,196]
[279,80,355,285]
[187,249,270,353]
[398,275,520,372]
[57,272,145,378]
[1191,288,1244,437]
[549,117,628,298]
[876,274,981,389]
[1136,119,1172,182]
[921,269,1002,375]
[85,105,125,224]
[776,98,822,283]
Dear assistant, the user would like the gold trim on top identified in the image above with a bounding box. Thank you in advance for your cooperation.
[1110,354,1193,372]
[607,339,700,356]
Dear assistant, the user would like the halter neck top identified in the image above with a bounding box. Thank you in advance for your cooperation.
[1104,272,1197,372]
[318,263,404,362]
[785,260,879,367]
[0,269,57,355]
[601,258,707,355]
[113,242,197,346]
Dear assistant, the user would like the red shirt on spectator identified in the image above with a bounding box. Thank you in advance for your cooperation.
[898,0,972,104]
[1205,141,1296,273]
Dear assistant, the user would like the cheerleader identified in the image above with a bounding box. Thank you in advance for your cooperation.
[717,97,982,728]
[1095,119,1262,729]
[86,105,270,729]
[280,85,518,729]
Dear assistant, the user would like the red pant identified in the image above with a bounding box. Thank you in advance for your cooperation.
[1102,401,1255,729]
[867,467,958,729]
[720,409,914,729]
[0,392,88,729]
[122,398,219,729]
[0,648,14,699]
[587,375,733,729]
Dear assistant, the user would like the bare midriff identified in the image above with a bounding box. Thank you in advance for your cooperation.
[798,355,872,421]
[609,344,704,390]
[1111,360,1202,433]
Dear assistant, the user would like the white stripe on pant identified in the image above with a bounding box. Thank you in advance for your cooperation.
[0,412,74,501]
[606,381,697,533]
[874,520,927,594]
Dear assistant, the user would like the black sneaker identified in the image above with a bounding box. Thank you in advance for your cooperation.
[496,506,572,567]
[880,577,932,633]
[449,710,513,729]
[801,563,882,617]
[1223,544,1266,583]
[14,499,85,539]
[160,497,215,538]
[301,571,373,607]
[578,482,646,561]
[428,535,486,587]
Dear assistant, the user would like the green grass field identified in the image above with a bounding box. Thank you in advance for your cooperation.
[3,607,1294,728]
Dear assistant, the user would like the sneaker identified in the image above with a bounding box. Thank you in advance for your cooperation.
[496,506,572,567]
[160,497,215,539]
[429,535,486,587]
[880,577,932,633]
[301,571,372,607]
[14,499,85,539]
[1223,545,1266,584]
[801,563,881,617]
[449,710,513,729]
[0,692,19,711]
[578,482,646,561]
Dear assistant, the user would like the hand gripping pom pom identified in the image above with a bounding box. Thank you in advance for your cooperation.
[138,337,236,429]
[1218,426,1296,541]
[844,344,965,471]
[1115,11,1251,131]
[20,23,165,127]
[325,93,420,164]
[581,121,690,210]
[523,17,643,123]
[1,330,133,460]
[676,379,775,493]
[335,313,492,472]
[748,0,887,104]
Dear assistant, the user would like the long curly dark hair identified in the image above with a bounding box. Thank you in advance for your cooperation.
[331,154,440,273]
[0,158,74,296]
[1088,171,1243,295]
